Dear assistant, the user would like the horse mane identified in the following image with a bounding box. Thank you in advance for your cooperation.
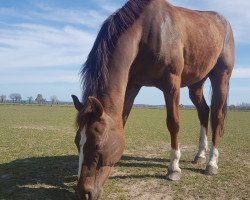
[80,0,152,107]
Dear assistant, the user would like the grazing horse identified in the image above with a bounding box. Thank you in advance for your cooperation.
[72,0,234,199]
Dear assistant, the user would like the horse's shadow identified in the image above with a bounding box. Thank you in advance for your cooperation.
[0,154,202,199]
[0,155,78,199]
[112,155,203,180]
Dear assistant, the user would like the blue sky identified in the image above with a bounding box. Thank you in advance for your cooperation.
[0,0,249,105]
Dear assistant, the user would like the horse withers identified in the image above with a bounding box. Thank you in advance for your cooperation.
[72,0,234,199]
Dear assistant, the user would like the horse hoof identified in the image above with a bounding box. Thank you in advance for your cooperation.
[167,171,181,181]
[192,156,206,164]
[205,165,218,175]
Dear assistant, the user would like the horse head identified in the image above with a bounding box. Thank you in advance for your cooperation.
[72,95,124,200]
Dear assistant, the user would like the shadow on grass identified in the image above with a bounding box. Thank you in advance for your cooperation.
[0,154,199,199]
[110,174,167,180]
[118,155,192,168]
[121,155,168,163]
[0,155,78,200]
[183,167,205,174]
[113,155,202,180]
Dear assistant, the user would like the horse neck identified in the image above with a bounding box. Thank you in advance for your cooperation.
[100,67,129,123]
[99,26,141,124]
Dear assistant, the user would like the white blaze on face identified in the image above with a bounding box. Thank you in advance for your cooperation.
[78,127,87,179]
[169,149,181,172]
[197,125,208,158]
[208,145,219,168]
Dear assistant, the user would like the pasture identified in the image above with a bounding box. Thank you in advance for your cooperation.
[0,104,249,199]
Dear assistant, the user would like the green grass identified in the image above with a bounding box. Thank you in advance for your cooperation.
[0,104,249,199]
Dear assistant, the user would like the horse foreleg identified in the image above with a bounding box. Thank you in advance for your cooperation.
[122,84,141,126]
[189,79,209,164]
[163,75,181,181]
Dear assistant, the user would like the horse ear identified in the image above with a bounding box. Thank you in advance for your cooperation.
[88,96,104,118]
[71,95,83,111]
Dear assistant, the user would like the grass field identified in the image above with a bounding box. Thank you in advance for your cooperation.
[0,104,249,199]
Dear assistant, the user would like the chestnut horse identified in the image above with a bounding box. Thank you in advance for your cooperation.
[72,0,234,199]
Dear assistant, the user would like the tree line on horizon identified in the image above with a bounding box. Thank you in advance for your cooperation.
[0,93,60,104]
[1,93,250,110]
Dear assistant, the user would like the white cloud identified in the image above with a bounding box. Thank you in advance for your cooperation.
[0,70,79,84]
[0,1,111,70]
[94,0,123,13]
[232,67,250,79]
[34,3,106,28]
[0,7,33,21]
[230,87,250,92]
[101,4,119,13]
[0,23,95,69]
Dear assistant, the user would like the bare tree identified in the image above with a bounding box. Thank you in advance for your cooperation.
[0,94,6,103]
[9,93,22,103]
[50,95,59,105]
[237,102,250,110]
[27,96,33,104]
[35,94,45,104]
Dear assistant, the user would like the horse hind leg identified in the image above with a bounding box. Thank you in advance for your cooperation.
[205,21,234,175]
[206,64,232,175]
[188,78,209,165]
[205,24,234,175]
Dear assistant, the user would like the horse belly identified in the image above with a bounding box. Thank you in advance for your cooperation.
[180,55,218,87]
[180,70,208,87]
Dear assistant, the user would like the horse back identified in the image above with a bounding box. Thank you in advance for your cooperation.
[131,0,233,87]
[175,6,233,85]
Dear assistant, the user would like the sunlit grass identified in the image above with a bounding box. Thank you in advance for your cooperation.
[0,105,249,199]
